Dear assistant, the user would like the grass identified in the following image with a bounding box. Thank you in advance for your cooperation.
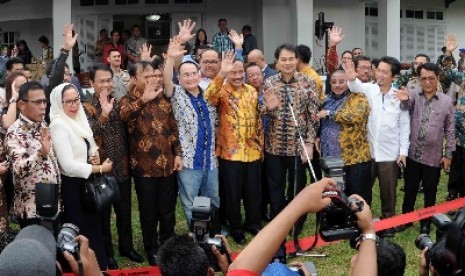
[109,172,452,275]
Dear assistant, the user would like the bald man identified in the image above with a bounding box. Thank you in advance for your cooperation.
[247,49,277,79]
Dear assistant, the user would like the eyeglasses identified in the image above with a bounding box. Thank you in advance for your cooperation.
[420,76,437,83]
[180,72,199,78]
[248,73,262,79]
[200,60,219,65]
[22,98,49,106]
[62,98,81,107]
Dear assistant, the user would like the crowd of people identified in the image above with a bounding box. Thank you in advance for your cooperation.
[0,16,463,275]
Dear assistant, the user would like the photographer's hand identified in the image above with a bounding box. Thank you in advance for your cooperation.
[419,248,430,276]
[63,235,102,276]
[229,178,334,274]
[212,235,231,276]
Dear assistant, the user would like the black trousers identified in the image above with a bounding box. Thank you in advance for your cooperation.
[219,159,261,235]
[266,153,307,219]
[286,146,322,199]
[402,158,441,225]
[344,161,371,200]
[101,177,134,258]
[134,174,177,255]
[61,175,107,270]
[448,146,465,197]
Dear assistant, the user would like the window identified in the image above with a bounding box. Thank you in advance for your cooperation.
[116,0,138,4]
[174,0,202,3]
[146,0,168,3]
[365,7,378,17]
[80,0,108,5]
[2,31,16,47]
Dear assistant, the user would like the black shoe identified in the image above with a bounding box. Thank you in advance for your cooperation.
[379,228,395,238]
[107,257,118,270]
[420,224,431,235]
[120,250,144,263]
[395,223,413,233]
[147,253,158,266]
[447,193,458,201]
[418,185,424,193]
[232,233,246,245]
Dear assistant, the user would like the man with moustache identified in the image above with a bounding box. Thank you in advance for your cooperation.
[84,64,143,268]
[5,82,60,228]
[120,61,182,265]
[205,50,263,244]
[163,36,219,228]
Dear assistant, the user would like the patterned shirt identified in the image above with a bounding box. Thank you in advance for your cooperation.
[326,46,339,75]
[455,93,465,148]
[320,92,349,158]
[300,65,324,101]
[126,36,148,67]
[170,85,218,170]
[334,93,371,165]
[205,75,263,162]
[120,87,182,177]
[5,114,61,219]
[261,71,319,156]
[212,32,234,54]
[402,88,455,167]
[84,94,130,183]
[396,71,442,92]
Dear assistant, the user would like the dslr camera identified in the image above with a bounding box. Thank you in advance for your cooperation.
[319,157,364,242]
[191,196,230,272]
[56,223,80,273]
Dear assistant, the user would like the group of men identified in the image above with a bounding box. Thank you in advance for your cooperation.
[0,17,464,273]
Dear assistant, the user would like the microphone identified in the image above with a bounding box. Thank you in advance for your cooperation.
[284,85,293,106]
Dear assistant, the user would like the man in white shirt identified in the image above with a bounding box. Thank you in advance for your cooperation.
[346,56,410,237]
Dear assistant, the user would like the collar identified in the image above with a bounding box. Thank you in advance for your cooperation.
[419,90,439,100]
[19,113,43,130]
[262,65,268,72]
[278,71,299,84]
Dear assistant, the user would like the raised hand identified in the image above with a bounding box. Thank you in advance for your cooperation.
[329,25,344,47]
[219,50,236,77]
[263,86,281,111]
[167,36,187,59]
[228,29,243,49]
[39,126,51,157]
[11,80,18,100]
[62,23,78,51]
[344,61,357,81]
[392,86,409,101]
[177,19,196,43]
[143,82,163,102]
[445,33,458,53]
[99,89,114,118]
[139,43,158,62]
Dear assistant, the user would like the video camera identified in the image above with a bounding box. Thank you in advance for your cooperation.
[191,196,230,272]
[319,157,364,242]
[415,211,465,275]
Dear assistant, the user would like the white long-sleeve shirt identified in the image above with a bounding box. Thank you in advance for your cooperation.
[348,78,410,162]
[50,118,98,178]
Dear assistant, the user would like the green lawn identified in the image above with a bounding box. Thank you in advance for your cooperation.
[110,172,452,275]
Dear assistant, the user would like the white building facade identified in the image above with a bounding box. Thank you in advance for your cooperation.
[0,0,463,71]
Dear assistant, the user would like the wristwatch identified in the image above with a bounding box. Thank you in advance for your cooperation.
[360,233,377,242]
[9,98,16,104]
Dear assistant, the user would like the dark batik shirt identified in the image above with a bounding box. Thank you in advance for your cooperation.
[120,87,182,177]
[84,93,130,182]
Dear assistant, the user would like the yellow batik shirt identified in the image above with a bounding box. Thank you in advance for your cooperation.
[334,92,371,165]
[301,65,324,101]
[205,75,263,162]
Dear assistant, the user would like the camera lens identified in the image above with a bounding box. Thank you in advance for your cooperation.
[415,233,434,250]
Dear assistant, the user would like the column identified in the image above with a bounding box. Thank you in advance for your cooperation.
[53,0,72,69]
[378,0,400,59]
[294,0,314,47]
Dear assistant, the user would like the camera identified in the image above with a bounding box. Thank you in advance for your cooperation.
[319,157,364,242]
[415,213,452,251]
[35,182,61,235]
[56,223,80,273]
[191,197,230,272]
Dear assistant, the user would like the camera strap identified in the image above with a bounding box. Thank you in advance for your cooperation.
[289,212,322,257]
[76,247,84,276]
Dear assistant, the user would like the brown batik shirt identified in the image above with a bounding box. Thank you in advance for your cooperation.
[120,87,182,177]
[84,93,130,183]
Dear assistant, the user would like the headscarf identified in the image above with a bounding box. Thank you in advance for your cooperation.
[49,83,94,140]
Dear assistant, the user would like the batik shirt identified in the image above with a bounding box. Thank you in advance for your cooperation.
[84,93,130,183]
[170,85,218,170]
[455,93,465,148]
[261,71,319,157]
[300,65,324,101]
[212,32,234,54]
[120,87,182,177]
[320,91,349,158]
[205,76,263,162]
[6,114,61,219]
